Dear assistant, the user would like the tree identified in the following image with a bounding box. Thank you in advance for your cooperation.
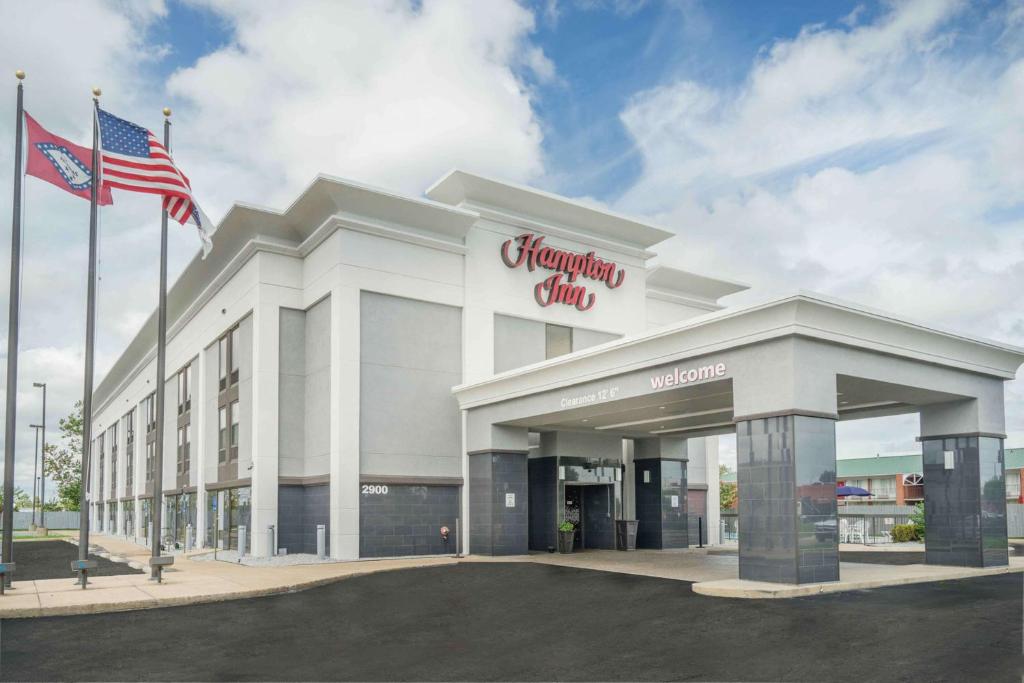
[42,401,83,511]
[0,487,32,512]
[719,464,738,510]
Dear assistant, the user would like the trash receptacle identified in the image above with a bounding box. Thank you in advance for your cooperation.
[615,520,638,550]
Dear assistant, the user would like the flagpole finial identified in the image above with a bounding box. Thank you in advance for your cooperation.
[162,107,171,117]
[92,87,101,98]
[14,70,24,81]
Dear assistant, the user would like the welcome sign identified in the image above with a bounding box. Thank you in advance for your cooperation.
[500,232,626,312]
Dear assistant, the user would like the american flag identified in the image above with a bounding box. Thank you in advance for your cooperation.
[97,108,214,256]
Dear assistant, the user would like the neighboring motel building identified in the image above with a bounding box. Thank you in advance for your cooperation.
[87,170,1024,584]
[722,448,1024,506]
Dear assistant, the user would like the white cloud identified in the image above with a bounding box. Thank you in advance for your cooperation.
[617,0,1024,447]
[0,0,552,495]
[165,0,547,213]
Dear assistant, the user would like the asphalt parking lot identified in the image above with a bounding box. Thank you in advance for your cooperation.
[7,540,142,581]
[0,562,1020,681]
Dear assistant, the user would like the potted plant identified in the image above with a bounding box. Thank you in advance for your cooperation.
[558,520,575,554]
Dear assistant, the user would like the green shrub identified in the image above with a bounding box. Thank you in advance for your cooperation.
[558,520,575,533]
[910,502,925,539]
[890,524,918,543]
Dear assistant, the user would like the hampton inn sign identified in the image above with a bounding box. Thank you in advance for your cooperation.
[500,232,626,311]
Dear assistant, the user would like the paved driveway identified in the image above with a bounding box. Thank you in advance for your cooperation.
[0,563,1019,681]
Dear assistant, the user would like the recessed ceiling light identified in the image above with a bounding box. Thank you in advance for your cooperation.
[659,406,666,410]
[582,419,589,422]
[840,401,849,405]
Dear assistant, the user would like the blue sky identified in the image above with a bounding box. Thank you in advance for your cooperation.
[0,0,1022,489]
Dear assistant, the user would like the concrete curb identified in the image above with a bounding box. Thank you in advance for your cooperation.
[691,563,1024,599]
[0,558,459,619]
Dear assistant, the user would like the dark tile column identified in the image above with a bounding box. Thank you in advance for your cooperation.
[528,457,557,551]
[634,458,688,550]
[921,435,1008,567]
[736,414,838,584]
[469,451,528,555]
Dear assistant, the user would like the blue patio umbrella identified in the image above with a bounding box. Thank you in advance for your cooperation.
[836,485,871,496]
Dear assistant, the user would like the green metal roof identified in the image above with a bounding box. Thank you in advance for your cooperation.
[834,454,922,478]
[1007,448,1024,470]
[719,448,1024,483]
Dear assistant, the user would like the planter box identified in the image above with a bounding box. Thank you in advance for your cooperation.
[558,530,575,554]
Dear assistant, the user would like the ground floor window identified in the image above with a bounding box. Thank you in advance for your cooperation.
[205,487,251,553]
[163,493,198,549]
[108,504,117,534]
[123,501,134,537]
[141,499,152,544]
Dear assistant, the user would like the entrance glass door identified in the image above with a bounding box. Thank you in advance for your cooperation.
[564,485,582,548]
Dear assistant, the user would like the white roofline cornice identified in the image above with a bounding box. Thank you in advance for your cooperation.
[452,292,1024,409]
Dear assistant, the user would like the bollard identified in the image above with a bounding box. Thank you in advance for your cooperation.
[185,524,193,552]
[238,525,247,557]
[698,516,704,549]
[265,527,275,559]
[316,524,326,559]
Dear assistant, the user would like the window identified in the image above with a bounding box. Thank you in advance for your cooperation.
[844,478,867,490]
[143,393,157,433]
[177,363,192,415]
[124,409,134,493]
[870,477,896,499]
[1007,473,1021,499]
[177,426,190,476]
[218,325,241,392]
[545,323,572,360]
[216,324,243,478]
[229,401,239,454]
[97,434,104,500]
[218,336,228,390]
[218,406,228,463]
[146,440,155,482]
[109,425,118,497]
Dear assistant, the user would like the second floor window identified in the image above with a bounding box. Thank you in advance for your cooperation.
[146,440,155,482]
[177,426,191,475]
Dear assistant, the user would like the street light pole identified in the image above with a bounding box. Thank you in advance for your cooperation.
[29,426,39,528]
[33,383,45,530]
[29,425,43,528]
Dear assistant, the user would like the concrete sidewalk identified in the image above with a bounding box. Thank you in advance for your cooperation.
[0,535,456,618]
[469,548,1024,599]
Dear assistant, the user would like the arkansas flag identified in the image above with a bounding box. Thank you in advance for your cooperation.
[25,112,112,205]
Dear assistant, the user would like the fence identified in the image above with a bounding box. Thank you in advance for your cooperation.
[0,510,80,530]
[1009,504,1024,537]
[719,505,916,545]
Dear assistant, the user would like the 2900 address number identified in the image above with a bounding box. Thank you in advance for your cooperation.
[361,484,389,495]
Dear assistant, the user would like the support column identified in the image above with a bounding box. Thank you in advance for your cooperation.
[633,437,688,549]
[468,451,528,555]
[919,434,1008,567]
[919,399,1008,568]
[736,414,838,584]
[466,422,529,556]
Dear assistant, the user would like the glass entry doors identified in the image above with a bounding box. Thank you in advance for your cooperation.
[205,487,251,553]
[564,485,583,548]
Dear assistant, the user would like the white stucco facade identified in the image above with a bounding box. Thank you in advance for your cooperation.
[84,170,1023,579]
